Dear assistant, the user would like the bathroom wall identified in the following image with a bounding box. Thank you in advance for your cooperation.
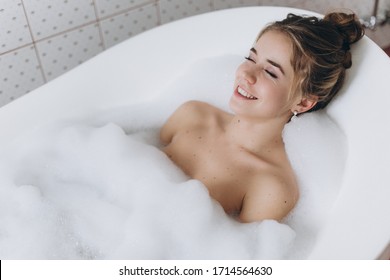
[1,0,389,107]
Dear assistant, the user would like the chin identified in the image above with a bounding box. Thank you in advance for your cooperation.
[229,93,253,115]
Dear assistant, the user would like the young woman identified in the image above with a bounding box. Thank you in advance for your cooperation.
[160,12,364,223]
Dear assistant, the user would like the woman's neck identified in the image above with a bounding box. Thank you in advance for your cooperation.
[224,115,287,156]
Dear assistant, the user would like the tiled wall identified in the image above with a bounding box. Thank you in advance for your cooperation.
[1,0,389,107]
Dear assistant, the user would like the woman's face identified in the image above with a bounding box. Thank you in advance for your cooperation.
[230,30,297,121]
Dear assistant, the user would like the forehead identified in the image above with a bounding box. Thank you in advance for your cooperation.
[254,30,293,69]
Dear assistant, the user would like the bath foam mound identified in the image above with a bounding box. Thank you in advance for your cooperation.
[0,56,346,259]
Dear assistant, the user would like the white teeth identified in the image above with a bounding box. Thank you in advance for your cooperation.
[238,87,257,99]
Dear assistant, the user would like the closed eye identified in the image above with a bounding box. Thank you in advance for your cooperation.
[244,56,255,63]
[265,69,278,79]
[246,47,282,79]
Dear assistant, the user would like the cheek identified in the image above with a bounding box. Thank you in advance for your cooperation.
[235,62,249,79]
[260,84,291,108]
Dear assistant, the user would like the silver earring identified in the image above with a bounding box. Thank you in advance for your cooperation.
[291,111,298,122]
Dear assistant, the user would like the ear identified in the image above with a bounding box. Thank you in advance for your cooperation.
[293,95,318,114]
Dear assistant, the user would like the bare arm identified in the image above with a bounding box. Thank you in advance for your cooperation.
[239,176,298,223]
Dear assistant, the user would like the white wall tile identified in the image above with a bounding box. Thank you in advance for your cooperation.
[95,0,153,18]
[0,46,45,106]
[263,0,335,13]
[0,0,32,54]
[22,0,97,40]
[36,23,104,81]
[159,0,213,23]
[213,0,260,10]
[101,3,159,48]
[258,0,373,16]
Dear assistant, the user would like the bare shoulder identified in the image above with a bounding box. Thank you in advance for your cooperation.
[160,100,221,144]
[176,100,217,118]
[239,173,299,223]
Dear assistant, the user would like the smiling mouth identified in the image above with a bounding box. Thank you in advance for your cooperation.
[237,86,258,100]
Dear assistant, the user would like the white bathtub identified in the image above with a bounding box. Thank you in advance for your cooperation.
[0,7,389,259]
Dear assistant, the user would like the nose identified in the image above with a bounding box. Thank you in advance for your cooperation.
[240,67,256,85]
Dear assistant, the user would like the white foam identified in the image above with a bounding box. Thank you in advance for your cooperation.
[0,56,346,259]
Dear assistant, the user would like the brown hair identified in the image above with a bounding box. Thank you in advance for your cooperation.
[257,12,364,112]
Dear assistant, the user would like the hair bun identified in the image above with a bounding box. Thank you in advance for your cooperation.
[324,12,365,46]
[324,12,364,69]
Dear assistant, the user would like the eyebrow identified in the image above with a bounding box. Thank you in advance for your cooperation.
[250,47,286,76]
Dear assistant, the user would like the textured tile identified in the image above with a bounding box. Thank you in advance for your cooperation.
[36,23,104,81]
[101,3,159,48]
[94,0,153,18]
[22,0,97,40]
[213,0,260,10]
[159,0,213,24]
[258,0,300,8]
[0,46,45,106]
[0,0,32,54]
[258,0,373,15]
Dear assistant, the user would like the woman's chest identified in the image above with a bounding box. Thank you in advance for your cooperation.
[162,130,258,212]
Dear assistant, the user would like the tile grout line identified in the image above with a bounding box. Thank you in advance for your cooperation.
[92,0,106,51]
[210,0,215,10]
[0,42,35,57]
[155,0,162,25]
[97,0,158,22]
[20,0,47,83]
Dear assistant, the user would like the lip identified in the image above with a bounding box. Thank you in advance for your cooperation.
[234,86,258,100]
